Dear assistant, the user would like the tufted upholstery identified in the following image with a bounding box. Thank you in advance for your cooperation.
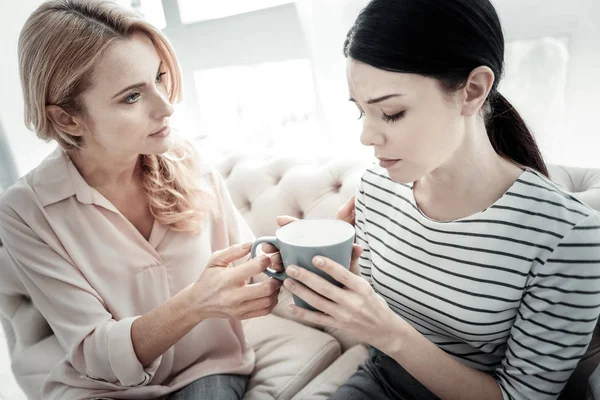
[2,155,600,399]
[214,154,372,238]
[214,156,600,239]
[548,165,600,210]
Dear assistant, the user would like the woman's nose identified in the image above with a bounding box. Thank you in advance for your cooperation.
[151,89,174,120]
[360,121,385,147]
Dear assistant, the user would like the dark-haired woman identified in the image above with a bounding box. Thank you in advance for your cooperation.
[275,0,600,399]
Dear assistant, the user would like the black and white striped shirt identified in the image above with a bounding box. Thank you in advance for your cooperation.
[355,166,600,400]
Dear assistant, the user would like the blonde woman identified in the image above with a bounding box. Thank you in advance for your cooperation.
[0,1,286,399]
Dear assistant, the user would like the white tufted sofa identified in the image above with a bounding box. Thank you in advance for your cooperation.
[1,155,600,399]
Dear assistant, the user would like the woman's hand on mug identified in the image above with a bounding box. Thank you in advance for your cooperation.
[281,255,403,352]
[190,243,283,320]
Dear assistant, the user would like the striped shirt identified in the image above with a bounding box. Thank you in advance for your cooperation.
[355,166,600,400]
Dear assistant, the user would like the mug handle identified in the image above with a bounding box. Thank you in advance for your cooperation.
[250,237,287,281]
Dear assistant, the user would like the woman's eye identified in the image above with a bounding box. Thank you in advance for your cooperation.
[123,92,141,104]
[381,111,405,123]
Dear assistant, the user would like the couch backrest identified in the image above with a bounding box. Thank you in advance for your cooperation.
[214,155,372,237]
[215,155,600,235]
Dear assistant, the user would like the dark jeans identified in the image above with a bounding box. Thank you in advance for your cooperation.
[167,374,249,400]
[329,347,440,400]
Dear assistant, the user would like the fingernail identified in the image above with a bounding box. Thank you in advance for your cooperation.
[287,266,298,277]
[288,305,297,315]
[313,257,324,266]
[284,279,295,290]
[241,242,253,249]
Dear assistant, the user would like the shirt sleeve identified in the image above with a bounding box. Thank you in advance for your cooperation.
[0,205,161,389]
[355,177,373,285]
[495,213,600,400]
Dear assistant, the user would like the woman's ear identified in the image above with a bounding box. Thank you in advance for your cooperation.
[461,66,495,117]
[46,105,85,137]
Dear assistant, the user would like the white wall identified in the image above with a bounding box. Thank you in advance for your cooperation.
[162,1,306,70]
[494,0,600,167]
[161,0,307,130]
[0,0,55,179]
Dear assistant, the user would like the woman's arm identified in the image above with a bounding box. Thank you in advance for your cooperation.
[131,284,200,367]
[0,206,278,386]
[282,212,600,400]
[282,256,504,400]
[132,245,277,367]
[384,320,503,400]
[488,213,600,399]
[0,205,160,387]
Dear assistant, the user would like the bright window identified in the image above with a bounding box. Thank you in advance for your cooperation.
[500,37,569,163]
[116,0,166,29]
[191,59,318,161]
[177,0,293,24]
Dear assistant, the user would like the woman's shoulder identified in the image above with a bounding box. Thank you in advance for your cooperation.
[0,168,41,217]
[0,177,30,216]
[0,147,71,219]
[517,168,599,224]
[0,172,47,247]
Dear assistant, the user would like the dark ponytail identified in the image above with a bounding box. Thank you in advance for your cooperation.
[486,92,548,176]
[344,0,549,177]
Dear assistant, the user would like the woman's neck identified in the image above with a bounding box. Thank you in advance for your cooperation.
[69,148,142,192]
[413,118,523,222]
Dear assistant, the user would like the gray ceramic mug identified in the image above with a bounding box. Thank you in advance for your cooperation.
[250,218,355,311]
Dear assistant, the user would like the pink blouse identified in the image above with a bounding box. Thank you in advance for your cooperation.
[0,148,256,399]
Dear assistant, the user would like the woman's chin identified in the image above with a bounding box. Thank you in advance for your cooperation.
[386,168,419,186]
[145,135,176,155]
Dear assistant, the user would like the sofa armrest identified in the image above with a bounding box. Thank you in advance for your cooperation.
[243,313,341,400]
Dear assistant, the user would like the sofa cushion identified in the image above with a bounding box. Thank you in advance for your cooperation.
[242,314,341,400]
[291,344,369,400]
[548,165,600,210]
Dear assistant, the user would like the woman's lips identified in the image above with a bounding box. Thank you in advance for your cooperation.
[150,126,170,138]
[378,159,401,168]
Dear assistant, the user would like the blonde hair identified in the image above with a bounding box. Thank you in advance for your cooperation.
[19,0,214,234]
